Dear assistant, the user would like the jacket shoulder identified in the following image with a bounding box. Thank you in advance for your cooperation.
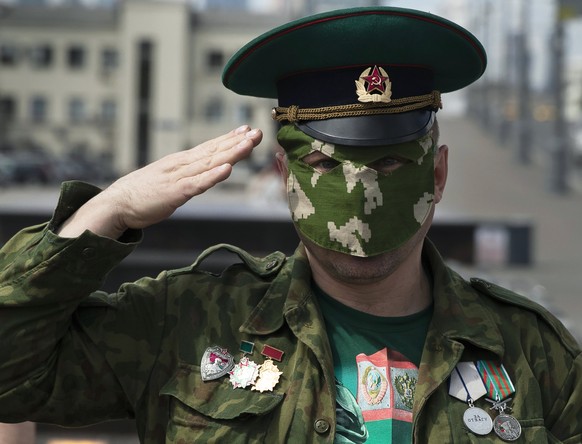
[470,277,580,355]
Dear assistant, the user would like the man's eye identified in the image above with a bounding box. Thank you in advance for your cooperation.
[302,155,340,173]
[368,157,407,174]
[313,159,340,172]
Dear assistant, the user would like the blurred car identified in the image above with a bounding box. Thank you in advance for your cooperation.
[0,148,118,186]
[0,154,16,186]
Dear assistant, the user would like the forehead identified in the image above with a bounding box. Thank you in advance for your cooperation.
[278,123,434,163]
[307,141,419,154]
[304,134,434,161]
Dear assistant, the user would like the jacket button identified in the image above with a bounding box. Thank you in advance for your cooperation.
[314,418,330,434]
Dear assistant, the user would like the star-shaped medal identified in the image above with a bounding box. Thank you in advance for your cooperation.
[362,65,389,93]
[252,359,283,393]
[229,356,260,389]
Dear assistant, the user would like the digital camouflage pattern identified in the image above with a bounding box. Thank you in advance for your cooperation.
[0,181,581,443]
[278,125,435,257]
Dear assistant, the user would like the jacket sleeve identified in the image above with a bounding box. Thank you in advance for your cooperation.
[0,181,166,426]
[544,330,582,443]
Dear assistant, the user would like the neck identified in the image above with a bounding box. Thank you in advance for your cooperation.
[307,242,432,317]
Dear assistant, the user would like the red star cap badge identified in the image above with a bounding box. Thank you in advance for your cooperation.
[363,65,388,93]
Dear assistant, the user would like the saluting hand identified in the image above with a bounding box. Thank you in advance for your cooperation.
[58,125,262,239]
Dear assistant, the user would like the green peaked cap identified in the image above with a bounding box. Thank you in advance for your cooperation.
[222,7,487,146]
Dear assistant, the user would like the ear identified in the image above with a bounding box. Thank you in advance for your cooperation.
[434,144,448,204]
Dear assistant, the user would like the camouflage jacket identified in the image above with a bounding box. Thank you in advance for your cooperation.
[0,182,581,443]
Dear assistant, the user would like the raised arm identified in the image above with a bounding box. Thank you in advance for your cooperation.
[0,126,262,426]
[59,125,262,239]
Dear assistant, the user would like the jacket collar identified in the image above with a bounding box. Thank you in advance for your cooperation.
[240,240,505,359]
[239,244,336,398]
[424,239,505,359]
[239,244,314,336]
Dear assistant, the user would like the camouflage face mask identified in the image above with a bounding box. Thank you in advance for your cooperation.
[277,125,435,257]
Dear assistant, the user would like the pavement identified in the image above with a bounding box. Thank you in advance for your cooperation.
[436,116,582,344]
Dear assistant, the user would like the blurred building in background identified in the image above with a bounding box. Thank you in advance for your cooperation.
[459,0,582,192]
[0,0,286,185]
[1,0,582,188]
[1,1,582,443]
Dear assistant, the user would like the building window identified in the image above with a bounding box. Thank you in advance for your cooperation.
[205,98,223,122]
[30,96,47,123]
[235,103,254,123]
[101,99,116,122]
[206,50,224,71]
[101,47,118,71]
[30,44,53,68]
[0,96,17,122]
[0,43,18,66]
[67,45,85,69]
[68,97,85,123]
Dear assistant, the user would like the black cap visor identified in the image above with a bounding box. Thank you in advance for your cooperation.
[297,110,435,146]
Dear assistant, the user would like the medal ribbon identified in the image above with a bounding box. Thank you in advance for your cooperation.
[476,361,515,400]
[449,362,488,403]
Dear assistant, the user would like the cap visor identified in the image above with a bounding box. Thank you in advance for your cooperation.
[297,110,435,146]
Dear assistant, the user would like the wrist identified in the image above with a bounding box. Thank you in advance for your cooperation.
[57,192,128,239]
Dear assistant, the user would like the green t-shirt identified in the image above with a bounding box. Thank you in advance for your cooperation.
[316,285,433,444]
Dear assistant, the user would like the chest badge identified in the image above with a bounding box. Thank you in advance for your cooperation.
[449,362,493,436]
[200,346,235,381]
[486,397,522,441]
[252,359,283,393]
[355,65,392,103]
[450,361,522,441]
[229,356,260,389]
[477,361,521,441]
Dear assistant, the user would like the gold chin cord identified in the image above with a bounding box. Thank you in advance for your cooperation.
[271,90,442,123]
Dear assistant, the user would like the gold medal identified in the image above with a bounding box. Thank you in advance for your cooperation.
[252,359,282,392]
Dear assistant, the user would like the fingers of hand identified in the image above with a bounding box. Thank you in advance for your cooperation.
[179,163,233,197]
[191,127,262,161]
[108,127,262,221]
[171,127,262,197]
[173,127,261,178]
